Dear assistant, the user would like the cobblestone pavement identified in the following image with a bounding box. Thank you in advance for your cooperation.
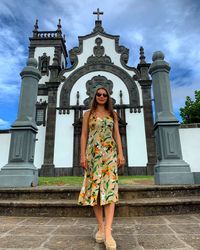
[0,214,200,250]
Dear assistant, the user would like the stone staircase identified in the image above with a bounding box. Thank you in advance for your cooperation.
[0,185,200,217]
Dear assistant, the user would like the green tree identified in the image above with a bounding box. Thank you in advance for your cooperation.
[180,90,200,123]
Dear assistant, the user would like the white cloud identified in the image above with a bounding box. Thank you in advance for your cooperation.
[0,27,25,103]
[0,118,10,129]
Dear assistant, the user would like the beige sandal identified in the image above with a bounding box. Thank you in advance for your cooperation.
[104,227,116,250]
[95,223,105,243]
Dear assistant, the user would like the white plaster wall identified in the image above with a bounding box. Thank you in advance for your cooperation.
[54,110,74,167]
[34,126,46,168]
[179,128,200,172]
[0,133,11,170]
[34,47,55,84]
[126,110,148,166]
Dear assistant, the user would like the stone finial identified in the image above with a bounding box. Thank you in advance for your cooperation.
[34,19,39,31]
[33,19,39,37]
[52,50,59,66]
[137,46,150,80]
[152,51,165,61]
[139,46,146,64]
[57,19,62,31]
[27,58,38,68]
[21,58,41,79]
[149,51,170,75]
[56,19,62,37]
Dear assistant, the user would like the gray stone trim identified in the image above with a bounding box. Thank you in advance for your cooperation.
[38,84,48,95]
[128,167,147,175]
[0,130,10,133]
[59,64,140,110]
[39,167,73,176]
[39,166,147,176]
[179,123,200,128]
[193,172,200,184]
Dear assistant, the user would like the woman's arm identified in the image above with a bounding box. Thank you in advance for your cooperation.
[113,112,125,167]
[80,110,89,169]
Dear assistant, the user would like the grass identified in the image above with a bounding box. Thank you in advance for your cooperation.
[38,175,154,186]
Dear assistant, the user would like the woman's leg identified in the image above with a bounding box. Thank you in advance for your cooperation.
[93,192,104,232]
[104,202,115,239]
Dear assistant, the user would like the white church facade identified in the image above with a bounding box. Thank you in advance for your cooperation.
[33,18,156,176]
[0,15,200,185]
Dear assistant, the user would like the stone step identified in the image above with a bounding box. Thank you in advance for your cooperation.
[0,196,200,217]
[0,185,200,200]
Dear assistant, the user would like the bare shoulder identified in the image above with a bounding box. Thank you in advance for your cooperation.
[113,111,118,119]
[83,110,90,119]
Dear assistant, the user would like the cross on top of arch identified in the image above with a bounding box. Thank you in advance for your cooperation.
[93,8,104,21]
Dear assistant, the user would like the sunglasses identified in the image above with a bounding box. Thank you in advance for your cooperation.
[96,93,108,98]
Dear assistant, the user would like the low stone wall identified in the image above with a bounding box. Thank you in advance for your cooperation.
[1,124,200,181]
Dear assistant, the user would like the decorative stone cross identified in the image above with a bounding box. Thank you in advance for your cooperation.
[93,8,104,21]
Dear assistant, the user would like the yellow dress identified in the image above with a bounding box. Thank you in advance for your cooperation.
[78,112,118,206]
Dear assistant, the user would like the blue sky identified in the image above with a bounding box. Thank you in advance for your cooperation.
[0,0,200,129]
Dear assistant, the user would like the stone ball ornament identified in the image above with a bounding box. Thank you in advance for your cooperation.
[27,58,38,67]
[152,51,165,61]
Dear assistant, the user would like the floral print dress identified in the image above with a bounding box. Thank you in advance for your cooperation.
[78,112,118,206]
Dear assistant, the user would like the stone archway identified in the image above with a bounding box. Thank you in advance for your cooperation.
[59,63,141,175]
[59,63,140,110]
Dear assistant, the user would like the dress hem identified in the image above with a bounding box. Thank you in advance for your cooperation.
[78,199,118,207]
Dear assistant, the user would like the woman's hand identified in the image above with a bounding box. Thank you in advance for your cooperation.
[80,155,88,170]
[117,154,125,168]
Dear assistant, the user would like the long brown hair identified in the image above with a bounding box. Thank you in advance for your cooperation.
[89,87,115,120]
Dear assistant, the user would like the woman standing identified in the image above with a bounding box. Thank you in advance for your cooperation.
[78,87,125,250]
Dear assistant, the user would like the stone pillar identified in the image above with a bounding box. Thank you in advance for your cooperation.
[139,81,156,175]
[149,51,194,184]
[40,51,61,176]
[0,58,41,187]
[40,83,59,176]
[138,47,156,175]
[72,108,82,176]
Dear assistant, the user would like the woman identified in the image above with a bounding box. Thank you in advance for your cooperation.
[78,87,125,250]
